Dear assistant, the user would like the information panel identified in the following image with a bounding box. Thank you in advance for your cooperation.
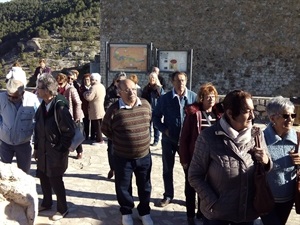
[158,50,188,72]
[109,43,149,73]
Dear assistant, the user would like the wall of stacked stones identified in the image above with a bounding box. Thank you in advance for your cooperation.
[219,95,273,124]
[100,0,300,97]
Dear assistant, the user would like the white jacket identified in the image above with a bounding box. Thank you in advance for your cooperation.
[0,91,40,145]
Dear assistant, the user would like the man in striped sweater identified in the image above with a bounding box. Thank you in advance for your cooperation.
[101,79,153,225]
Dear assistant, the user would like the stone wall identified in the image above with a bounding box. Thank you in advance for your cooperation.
[100,0,300,97]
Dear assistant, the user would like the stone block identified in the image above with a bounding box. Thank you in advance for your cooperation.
[0,162,38,225]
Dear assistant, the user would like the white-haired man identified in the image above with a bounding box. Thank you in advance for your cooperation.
[83,73,106,145]
[0,78,40,173]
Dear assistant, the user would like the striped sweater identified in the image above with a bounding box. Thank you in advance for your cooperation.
[101,98,151,159]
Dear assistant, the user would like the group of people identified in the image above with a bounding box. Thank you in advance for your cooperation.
[102,68,300,225]
[0,60,299,225]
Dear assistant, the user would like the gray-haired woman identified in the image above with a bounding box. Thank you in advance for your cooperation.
[262,96,300,225]
[33,74,75,221]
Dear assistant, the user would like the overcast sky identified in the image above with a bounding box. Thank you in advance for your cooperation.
[0,0,11,2]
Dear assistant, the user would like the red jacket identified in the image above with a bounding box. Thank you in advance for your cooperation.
[179,102,223,165]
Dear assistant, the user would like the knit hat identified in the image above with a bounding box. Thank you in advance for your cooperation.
[6,67,27,87]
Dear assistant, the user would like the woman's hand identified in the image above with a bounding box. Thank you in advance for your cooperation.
[289,150,300,165]
[254,147,269,164]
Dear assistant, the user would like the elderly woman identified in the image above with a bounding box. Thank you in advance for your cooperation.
[189,90,272,225]
[141,72,165,146]
[78,73,94,140]
[57,73,85,159]
[179,83,222,225]
[34,74,75,221]
[83,73,106,145]
[261,96,300,225]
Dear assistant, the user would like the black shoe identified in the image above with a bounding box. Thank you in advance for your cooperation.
[107,169,114,179]
[151,142,158,146]
[187,217,196,225]
[196,211,203,220]
[157,197,171,207]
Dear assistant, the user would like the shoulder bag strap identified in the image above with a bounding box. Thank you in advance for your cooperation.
[202,111,212,126]
[53,100,63,134]
[196,111,202,134]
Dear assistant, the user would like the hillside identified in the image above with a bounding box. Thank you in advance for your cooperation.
[0,0,100,88]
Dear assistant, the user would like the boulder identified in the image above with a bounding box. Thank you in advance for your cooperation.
[26,38,41,51]
[0,162,38,225]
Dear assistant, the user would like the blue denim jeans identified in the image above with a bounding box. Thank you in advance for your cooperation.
[161,138,178,199]
[107,139,114,170]
[203,217,254,225]
[114,153,152,216]
[150,120,160,143]
[0,140,32,174]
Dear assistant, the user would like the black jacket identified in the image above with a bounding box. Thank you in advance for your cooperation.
[34,94,75,177]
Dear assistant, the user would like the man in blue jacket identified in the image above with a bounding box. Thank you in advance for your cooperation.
[152,71,196,207]
[0,78,40,174]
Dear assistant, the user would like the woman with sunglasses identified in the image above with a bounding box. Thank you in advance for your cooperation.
[262,96,300,225]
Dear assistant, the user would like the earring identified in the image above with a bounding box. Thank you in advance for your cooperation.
[272,122,276,126]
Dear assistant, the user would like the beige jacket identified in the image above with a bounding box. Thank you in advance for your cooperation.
[83,82,106,120]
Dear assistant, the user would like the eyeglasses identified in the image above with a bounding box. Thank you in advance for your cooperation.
[119,88,137,93]
[278,114,297,119]
[58,83,63,85]
[37,86,45,90]
[68,77,74,80]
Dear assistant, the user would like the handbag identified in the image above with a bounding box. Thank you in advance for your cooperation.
[54,101,85,152]
[294,132,300,214]
[252,127,275,215]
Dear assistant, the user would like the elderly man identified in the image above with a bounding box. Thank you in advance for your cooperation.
[152,71,197,207]
[0,78,40,174]
[101,79,153,225]
[83,73,106,145]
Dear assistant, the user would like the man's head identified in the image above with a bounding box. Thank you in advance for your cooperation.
[117,79,137,107]
[91,73,101,85]
[171,71,187,96]
[6,79,25,103]
[113,72,127,86]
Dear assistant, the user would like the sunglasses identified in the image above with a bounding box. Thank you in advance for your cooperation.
[58,83,63,85]
[68,77,74,80]
[279,114,297,119]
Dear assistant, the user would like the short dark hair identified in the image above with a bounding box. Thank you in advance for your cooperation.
[171,71,187,81]
[223,90,252,119]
